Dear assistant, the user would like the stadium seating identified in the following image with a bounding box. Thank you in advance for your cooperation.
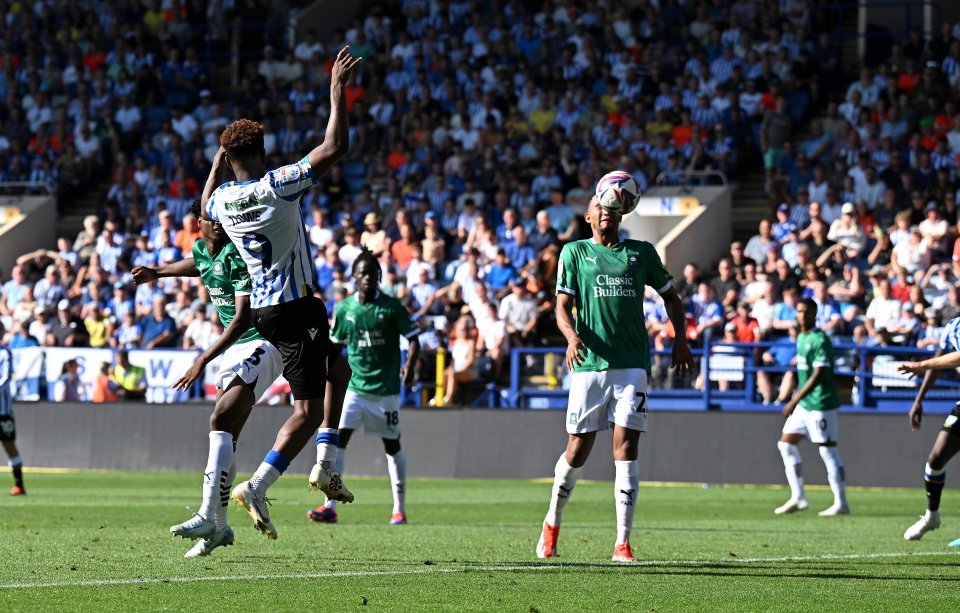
[1,1,958,408]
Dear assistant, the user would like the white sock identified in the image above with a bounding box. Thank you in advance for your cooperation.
[614,460,640,546]
[818,445,847,507]
[544,455,581,526]
[324,447,346,510]
[249,462,281,496]
[198,431,233,523]
[316,428,339,465]
[219,459,237,530]
[777,441,805,501]
[386,449,407,515]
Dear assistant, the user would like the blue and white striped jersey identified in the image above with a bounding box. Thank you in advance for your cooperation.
[0,345,12,416]
[939,317,960,353]
[207,157,318,309]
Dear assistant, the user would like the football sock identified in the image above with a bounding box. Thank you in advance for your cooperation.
[924,463,945,512]
[220,459,237,530]
[614,460,640,546]
[316,428,340,465]
[545,455,581,526]
[324,448,346,510]
[250,450,289,495]
[198,432,233,522]
[9,455,23,488]
[818,445,847,507]
[386,449,407,515]
[777,441,805,501]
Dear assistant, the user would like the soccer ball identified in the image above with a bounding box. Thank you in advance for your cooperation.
[595,170,641,215]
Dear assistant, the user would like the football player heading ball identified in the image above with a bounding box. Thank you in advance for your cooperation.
[595,170,642,216]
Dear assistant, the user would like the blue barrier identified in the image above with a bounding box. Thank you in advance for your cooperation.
[507,339,960,414]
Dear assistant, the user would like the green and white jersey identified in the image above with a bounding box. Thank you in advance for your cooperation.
[192,240,261,344]
[796,329,840,411]
[330,291,419,396]
[557,239,673,373]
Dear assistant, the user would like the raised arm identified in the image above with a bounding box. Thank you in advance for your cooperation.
[200,146,232,217]
[306,47,362,178]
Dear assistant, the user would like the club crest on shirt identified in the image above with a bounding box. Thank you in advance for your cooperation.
[628,254,638,266]
[213,262,224,275]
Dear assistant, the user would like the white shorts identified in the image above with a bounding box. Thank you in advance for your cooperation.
[340,391,401,440]
[216,339,284,403]
[566,369,648,434]
[782,406,839,444]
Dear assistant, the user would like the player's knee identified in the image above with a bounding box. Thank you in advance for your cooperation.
[927,453,946,470]
[384,438,401,455]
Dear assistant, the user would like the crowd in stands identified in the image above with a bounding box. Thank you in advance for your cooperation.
[3,1,960,402]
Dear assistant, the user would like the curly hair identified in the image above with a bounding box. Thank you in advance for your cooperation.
[220,119,264,158]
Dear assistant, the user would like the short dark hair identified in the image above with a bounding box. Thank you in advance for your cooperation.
[352,247,380,278]
[189,198,202,219]
[798,297,818,315]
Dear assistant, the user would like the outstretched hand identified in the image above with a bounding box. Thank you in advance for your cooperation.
[897,362,926,378]
[172,360,206,392]
[331,46,362,89]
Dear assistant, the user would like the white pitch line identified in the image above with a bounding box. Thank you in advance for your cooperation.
[1,551,955,590]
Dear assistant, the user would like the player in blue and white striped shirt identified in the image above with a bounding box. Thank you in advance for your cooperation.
[204,47,361,540]
[0,323,25,495]
[897,316,960,544]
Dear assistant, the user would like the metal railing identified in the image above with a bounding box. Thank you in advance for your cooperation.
[506,339,958,413]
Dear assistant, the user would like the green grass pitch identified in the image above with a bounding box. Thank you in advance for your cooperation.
[1,471,959,612]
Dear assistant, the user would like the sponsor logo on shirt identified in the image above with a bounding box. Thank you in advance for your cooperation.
[593,274,638,298]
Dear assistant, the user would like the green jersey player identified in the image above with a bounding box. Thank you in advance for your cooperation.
[133,199,350,556]
[307,249,420,525]
[775,298,849,517]
[536,193,694,563]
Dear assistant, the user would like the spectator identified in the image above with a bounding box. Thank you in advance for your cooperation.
[499,281,541,349]
[47,300,89,347]
[438,316,478,405]
[827,203,867,254]
[688,282,723,345]
[710,257,741,312]
[771,287,801,336]
[110,350,146,400]
[140,297,177,349]
[744,219,777,266]
[115,311,143,350]
[360,212,390,256]
[91,362,119,404]
[892,227,932,277]
[54,359,84,402]
[0,266,31,320]
[865,278,902,345]
[485,249,520,298]
[84,303,113,348]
